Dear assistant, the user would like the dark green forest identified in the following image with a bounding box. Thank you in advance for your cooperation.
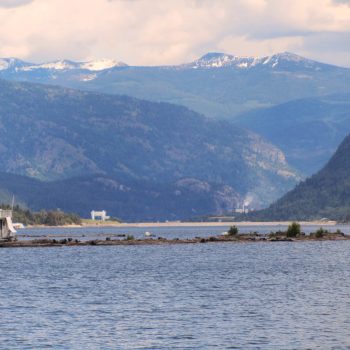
[1,204,81,226]
[244,133,350,221]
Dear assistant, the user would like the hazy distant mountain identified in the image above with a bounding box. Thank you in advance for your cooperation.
[0,79,299,218]
[234,94,350,175]
[1,52,349,119]
[247,133,350,221]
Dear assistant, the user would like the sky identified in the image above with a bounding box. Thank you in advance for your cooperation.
[0,0,349,67]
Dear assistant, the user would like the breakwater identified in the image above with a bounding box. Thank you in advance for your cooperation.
[1,230,349,248]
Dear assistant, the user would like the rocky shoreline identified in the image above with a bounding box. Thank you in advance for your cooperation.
[1,231,349,248]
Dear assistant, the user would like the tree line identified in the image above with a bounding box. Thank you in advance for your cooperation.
[1,204,81,226]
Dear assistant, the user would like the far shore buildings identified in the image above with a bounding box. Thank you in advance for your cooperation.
[90,210,110,221]
[235,204,250,214]
[0,209,17,241]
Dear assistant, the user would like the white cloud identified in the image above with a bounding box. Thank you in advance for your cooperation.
[333,0,350,5]
[0,0,33,8]
[0,0,349,66]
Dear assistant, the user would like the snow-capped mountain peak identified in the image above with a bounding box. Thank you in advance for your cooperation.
[182,51,323,70]
[0,59,10,71]
[261,52,322,69]
[184,52,263,69]
[272,52,307,62]
[189,52,253,68]
[22,60,79,71]
[198,52,238,67]
[0,58,128,73]
[80,59,127,71]
[199,52,233,61]
[0,52,335,78]
[0,58,30,71]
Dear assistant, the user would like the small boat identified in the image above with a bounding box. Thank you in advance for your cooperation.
[144,231,152,237]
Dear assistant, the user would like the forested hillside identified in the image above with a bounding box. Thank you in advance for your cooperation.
[246,133,350,221]
[0,173,244,221]
[234,94,350,175]
[0,79,299,219]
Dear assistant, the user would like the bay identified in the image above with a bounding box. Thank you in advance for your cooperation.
[1,226,350,349]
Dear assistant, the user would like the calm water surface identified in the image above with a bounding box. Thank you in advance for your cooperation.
[1,230,350,349]
[18,223,350,241]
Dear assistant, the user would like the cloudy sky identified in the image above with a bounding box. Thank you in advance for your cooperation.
[0,0,349,66]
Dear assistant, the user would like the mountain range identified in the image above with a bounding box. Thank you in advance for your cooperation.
[1,52,349,120]
[1,51,350,177]
[0,51,349,220]
[0,78,298,220]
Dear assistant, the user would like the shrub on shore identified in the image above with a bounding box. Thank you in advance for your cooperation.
[335,229,345,236]
[286,222,301,237]
[312,227,328,238]
[228,225,239,236]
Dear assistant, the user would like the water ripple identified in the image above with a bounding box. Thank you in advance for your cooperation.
[1,241,350,349]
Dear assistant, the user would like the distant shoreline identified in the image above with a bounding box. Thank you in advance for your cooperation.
[110,221,338,228]
[23,220,339,229]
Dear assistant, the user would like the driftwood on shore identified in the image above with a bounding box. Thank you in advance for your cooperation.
[0,231,349,248]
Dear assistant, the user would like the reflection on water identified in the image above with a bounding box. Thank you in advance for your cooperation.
[1,239,350,348]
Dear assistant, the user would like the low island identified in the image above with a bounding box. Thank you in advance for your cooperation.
[1,223,349,248]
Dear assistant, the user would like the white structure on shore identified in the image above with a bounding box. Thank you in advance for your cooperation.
[90,210,110,221]
[0,209,17,241]
[235,204,249,214]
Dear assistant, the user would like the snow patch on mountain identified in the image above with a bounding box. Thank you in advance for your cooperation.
[81,59,126,71]
[0,59,9,71]
[21,60,78,71]
[184,52,258,69]
[81,73,97,81]
[0,52,338,75]
[0,58,29,71]
[180,51,323,70]
[11,58,127,72]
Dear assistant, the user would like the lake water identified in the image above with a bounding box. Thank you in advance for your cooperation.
[2,226,350,349]
[17,223,350,241]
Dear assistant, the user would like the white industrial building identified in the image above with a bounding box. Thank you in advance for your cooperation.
[91,210,110,221]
